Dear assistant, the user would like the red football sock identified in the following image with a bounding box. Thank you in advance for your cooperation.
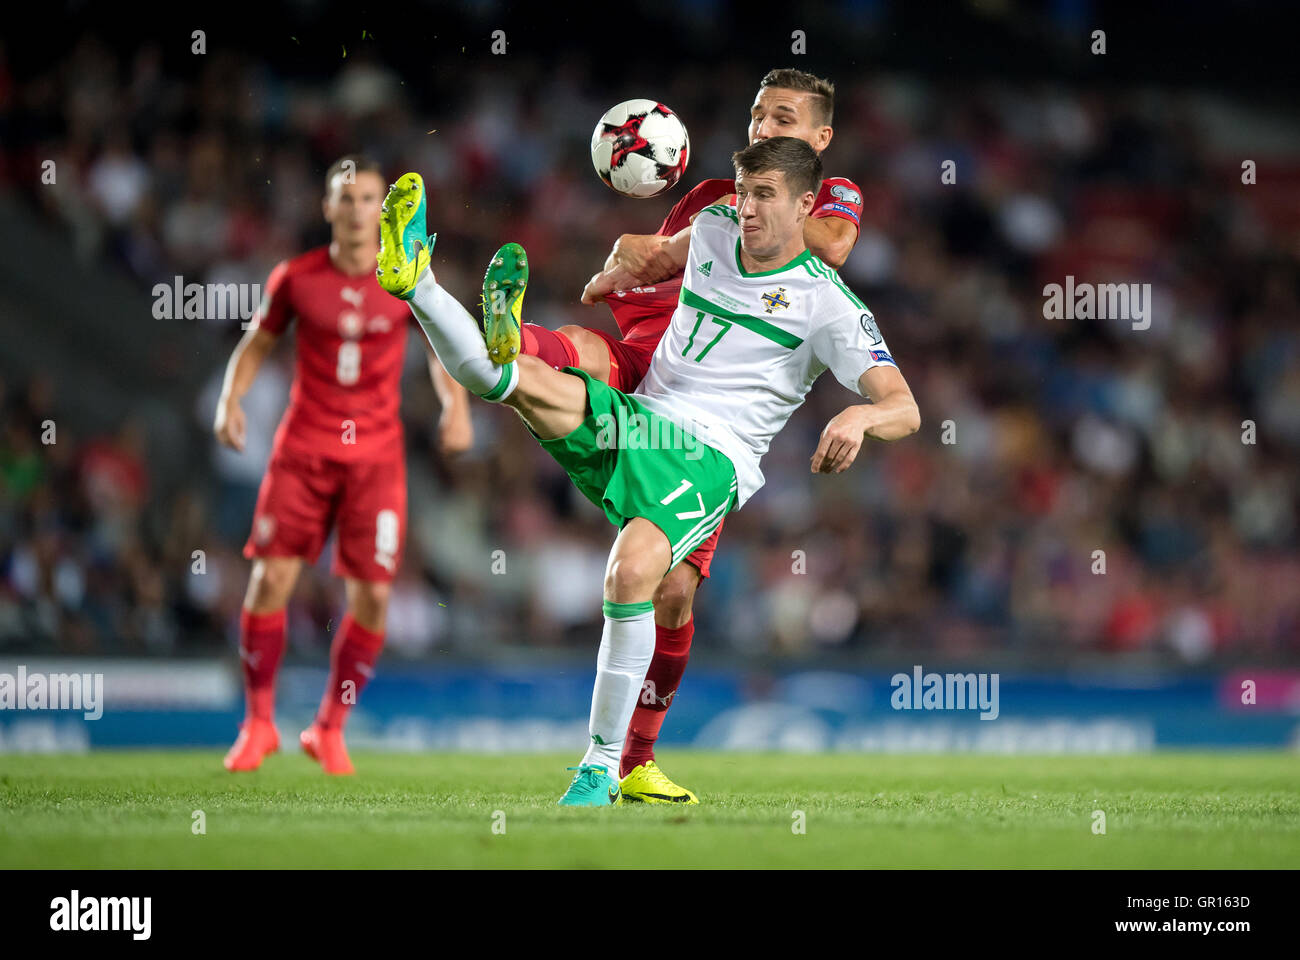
[240,608,287,722]
[317,614,385,730]
[621,617,694,777]
[521,323,580,369]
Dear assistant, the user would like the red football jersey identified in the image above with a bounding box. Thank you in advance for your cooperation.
[254,247,415,462]
[607,174,865,339]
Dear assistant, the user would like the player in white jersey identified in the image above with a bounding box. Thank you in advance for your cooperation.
[637,198,899,507]
[375,136,920,805]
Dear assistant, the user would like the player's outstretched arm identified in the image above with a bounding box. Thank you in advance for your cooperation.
[581,225,693,304]
[580,262,644,305]
[611,231,686,282]
[214,326,279,452]
[810,365,920,474]
[420,335,473,455]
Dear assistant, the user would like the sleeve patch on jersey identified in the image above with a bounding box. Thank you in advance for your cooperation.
[830,183,862,205]
[817,201,862,222]
[870,349,896,365]
[860,311,883,345]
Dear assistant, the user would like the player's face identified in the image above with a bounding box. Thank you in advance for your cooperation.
[734,169,815,259]
[323,170,386,243]
[748,87,833,154]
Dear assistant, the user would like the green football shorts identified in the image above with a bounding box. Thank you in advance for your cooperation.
[536,368,738,570]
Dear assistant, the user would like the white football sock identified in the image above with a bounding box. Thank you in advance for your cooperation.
[581,600,656,777]
[407,272,518,402]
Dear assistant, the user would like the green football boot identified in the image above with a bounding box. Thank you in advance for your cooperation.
[480,242,528,364]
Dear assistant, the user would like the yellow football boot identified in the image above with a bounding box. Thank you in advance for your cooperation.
[619,760,699,804]
[376,172,434,300]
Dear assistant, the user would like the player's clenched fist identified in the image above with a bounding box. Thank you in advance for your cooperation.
[810,406,871,474]
[581,270,616,305]
[611,234,679,284]
[214,396,247,452]
[581,264,642,304]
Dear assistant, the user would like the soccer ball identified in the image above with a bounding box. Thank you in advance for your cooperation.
[590,100,690,199]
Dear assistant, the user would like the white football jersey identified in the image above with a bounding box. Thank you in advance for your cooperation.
[634,203,899,507]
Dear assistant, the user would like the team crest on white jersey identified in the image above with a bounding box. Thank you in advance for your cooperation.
[761,287,791,314]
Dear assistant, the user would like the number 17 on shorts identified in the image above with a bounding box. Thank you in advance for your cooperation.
[658,474,736,570]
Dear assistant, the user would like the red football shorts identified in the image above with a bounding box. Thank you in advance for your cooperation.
[588,328,661,394]
[683,516,723,579]
[243,445,407,583]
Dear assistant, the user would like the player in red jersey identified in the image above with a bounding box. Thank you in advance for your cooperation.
[517,68,870,802]
[213,155,472,774]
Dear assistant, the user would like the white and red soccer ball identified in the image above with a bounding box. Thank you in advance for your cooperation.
[590,99,690,199]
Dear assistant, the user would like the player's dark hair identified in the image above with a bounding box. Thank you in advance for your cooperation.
[324,154,384,192]
[732,136,823,199]
[759,68,835,126]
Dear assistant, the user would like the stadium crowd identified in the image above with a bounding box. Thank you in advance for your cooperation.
[1,36,1298,661]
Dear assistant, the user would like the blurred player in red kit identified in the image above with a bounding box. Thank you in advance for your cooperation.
[213,155,472,774]
[518,69,867,802]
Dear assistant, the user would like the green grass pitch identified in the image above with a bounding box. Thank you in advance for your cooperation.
[1,751,1297,868]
